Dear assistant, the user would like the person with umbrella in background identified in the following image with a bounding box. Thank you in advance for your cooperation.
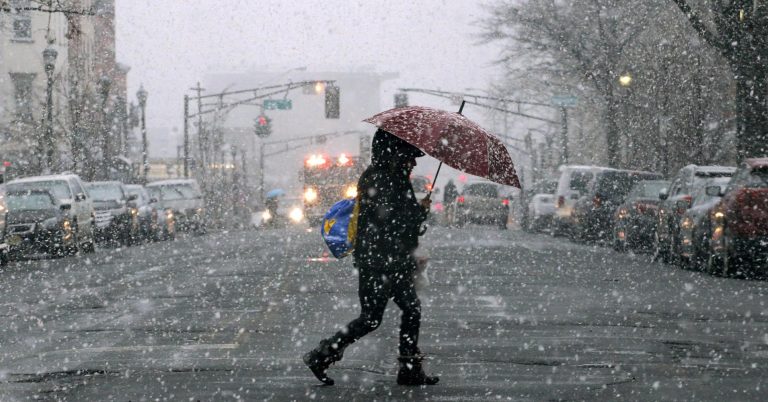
[304,102,520,386]
[304,129,438,386]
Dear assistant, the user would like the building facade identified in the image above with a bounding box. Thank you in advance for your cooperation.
[0,0,131,181]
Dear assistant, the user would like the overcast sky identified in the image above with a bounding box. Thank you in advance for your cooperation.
[116,0,504,144]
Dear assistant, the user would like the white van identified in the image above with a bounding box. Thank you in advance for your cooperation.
[553,165,613,234]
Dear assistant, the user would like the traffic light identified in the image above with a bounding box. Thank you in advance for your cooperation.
[254,114,272,138]
[325,85,340,119]
[394,93,408,108]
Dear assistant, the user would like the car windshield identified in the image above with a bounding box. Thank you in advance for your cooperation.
[125,187,147,203]
[596,172,656,201]
[746,167,768,188]
[152,184,200,201]
[6,192,55,210]
[463,183,498,198]
[691,177,731,206]
[7,181,72,200]
[86,184,124,201]
[628,180,669,199]
[569,171,592,193]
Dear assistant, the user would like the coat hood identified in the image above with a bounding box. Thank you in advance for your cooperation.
[370,129,425,169]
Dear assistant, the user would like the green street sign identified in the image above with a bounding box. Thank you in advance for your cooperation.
[263,99,292,110]
[551,95,578,108]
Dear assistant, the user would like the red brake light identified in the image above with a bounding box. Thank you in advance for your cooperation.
[502,198,509,206]
[457,196,465,203]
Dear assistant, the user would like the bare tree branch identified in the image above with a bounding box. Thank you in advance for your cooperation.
[671,0,727,52]
[0,0,95,16]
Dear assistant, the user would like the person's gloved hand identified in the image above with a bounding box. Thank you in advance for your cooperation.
[419,197,432,211]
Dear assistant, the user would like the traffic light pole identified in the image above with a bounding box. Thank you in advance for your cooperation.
[183,95,189,177]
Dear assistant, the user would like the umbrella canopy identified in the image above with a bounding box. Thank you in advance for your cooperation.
[265,188,286,199]
[363,105,520,188]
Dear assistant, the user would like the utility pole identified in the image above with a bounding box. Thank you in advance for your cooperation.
[259,140,265,204]
[560,107,569,165]
[183,95,189,178]
[191,82,206,178]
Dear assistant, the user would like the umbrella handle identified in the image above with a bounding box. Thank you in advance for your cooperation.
[425,161,443,200]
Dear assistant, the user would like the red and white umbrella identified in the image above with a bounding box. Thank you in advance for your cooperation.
[363,103,521,188]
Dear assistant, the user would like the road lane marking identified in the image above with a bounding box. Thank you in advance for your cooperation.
[39,343,238,356]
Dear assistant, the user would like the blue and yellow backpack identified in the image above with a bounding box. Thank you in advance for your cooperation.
[320,196,360,259]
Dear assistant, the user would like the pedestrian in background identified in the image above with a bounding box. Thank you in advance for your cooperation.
[303,129,439,386]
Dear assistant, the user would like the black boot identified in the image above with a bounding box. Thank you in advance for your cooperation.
[303,340,344,385]
[397,355,439,386]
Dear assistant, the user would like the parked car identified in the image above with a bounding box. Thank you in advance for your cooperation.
[553,165,613,236]
[521,180,557,232]
[525,179,558,232]
[612,179,670,251]
[453,182,509,228]
[85,181,139,245]
[146,179,205,234]
[2,189,77,260]
[654,165,736,263]
[678,177,731,270]
[5,174,95,253]
[707,158,768,278]
[572,170,662,241]
[125,184,175,241]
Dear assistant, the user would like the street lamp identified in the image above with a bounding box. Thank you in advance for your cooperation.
[42,45,57,173]
[136,84,148,183]
[619,73,633,87]
[99,74,112,177]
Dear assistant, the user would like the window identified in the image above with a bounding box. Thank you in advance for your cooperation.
[11,0,32,40]
[10,73,36,122]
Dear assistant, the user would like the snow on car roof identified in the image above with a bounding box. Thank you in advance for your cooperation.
[745,158,768,168]
[85,181,122,186]
[7,174,80,183]
[692,165,737,174]
[146,179,199,187]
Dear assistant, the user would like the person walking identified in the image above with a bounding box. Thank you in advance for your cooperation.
[303,129,439,386]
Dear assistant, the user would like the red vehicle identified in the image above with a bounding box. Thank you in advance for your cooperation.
[707,158,768,278]
[301,153,366,226]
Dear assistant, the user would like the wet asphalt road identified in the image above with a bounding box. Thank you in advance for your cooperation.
[0,225,766,401]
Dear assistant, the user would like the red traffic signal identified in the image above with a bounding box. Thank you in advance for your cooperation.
[257,115,268,126]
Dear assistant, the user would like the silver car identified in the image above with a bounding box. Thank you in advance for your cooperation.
[146,179,205,234]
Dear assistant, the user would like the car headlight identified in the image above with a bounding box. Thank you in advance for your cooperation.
[289,207,304,223]
[262,210,272,222]
[304,188,318,203]
[617,207,629,220]
[680,216,693,230]
[196,208,203,215]
[344,185,357,199]
[165,209,174,220]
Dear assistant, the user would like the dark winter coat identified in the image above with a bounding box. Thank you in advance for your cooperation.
[353,130,428,267]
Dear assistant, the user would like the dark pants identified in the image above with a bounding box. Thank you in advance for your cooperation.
[325,257,421,357]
